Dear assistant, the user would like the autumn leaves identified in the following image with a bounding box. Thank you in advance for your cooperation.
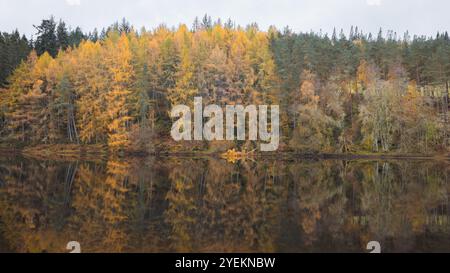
[170,97,280,151]
[1,23,280,153]
[0,21,448,154]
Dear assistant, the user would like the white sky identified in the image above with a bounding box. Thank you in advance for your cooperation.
[0,0,448,38]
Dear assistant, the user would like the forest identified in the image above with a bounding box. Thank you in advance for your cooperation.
[0,15,449,155]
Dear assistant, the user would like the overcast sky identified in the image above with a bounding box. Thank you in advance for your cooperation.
[0,0,448,38]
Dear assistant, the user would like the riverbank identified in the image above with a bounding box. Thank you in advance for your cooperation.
[0,144,449,161]
[0,144,108,161]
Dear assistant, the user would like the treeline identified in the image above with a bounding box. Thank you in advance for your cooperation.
[0,16,449,154]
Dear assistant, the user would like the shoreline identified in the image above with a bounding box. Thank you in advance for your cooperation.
[0,144,449,161]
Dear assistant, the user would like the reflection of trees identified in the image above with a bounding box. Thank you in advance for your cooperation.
[287,160,347,249]
[126,157,169,252]
[69,160,133,252]
[0,157,169,252]
[164,159,201,252]
[0,156,449,252]
[0,158,76,252]
[163,158,287,252]
[69,158,169,252]
[359,161,450,252]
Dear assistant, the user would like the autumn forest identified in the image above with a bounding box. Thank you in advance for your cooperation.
[1,16,449,155]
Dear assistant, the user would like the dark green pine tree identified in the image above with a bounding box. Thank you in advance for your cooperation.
[34,16,58,57]
[159,38,180,91]
[68,27,86,48]
[55,73,79,143]
[0,30,31,87]
[56,20,70,51]
[201,14,212,30]
[89,28,99,42]
[425,34,450,90]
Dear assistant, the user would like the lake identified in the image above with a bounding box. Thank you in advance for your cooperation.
[0,155,449,253]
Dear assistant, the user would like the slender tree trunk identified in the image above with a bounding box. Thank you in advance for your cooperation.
[67,109,73,142]
[67,104,79,144]
[444,80,449,147]
[445,80,449,123]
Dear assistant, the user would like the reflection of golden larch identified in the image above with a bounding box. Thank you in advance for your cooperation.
[220,149,255,163]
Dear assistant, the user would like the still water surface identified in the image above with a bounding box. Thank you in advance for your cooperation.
[0,155,449,253]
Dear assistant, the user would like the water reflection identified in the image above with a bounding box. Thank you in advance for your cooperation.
[0,155,449,253]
